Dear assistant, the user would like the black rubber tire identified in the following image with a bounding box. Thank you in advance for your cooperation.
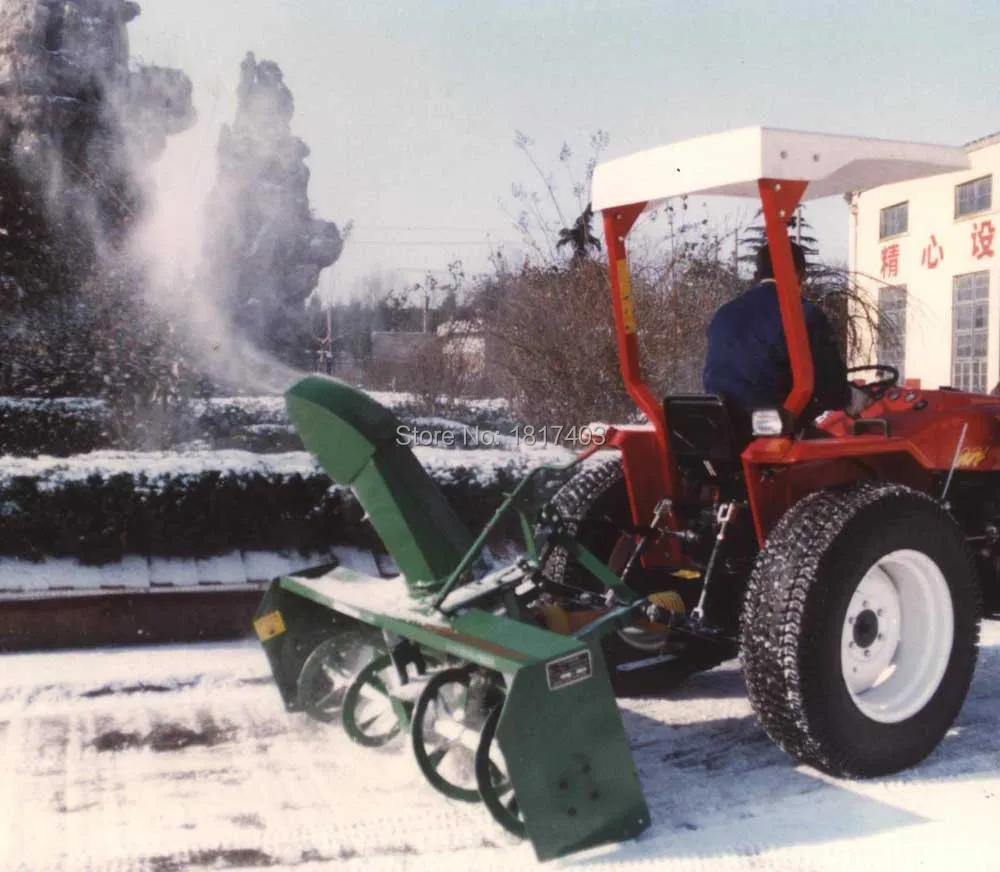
[740,481,982,778]
[540,454,724,697]
[540,454,629,587]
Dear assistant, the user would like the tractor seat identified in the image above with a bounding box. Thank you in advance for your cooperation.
[663,394,753,480]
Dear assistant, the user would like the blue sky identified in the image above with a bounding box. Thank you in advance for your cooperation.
[129,0,1000,302]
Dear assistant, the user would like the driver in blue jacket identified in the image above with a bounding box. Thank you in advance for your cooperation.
[703,241,855,423]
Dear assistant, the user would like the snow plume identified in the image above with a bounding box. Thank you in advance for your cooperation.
[123,60,310,394]
[127,191,306,396]
[126,52,345,395]
[124,72,309,395]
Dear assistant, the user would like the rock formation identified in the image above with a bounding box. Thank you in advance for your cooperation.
[0,0,194,253]
[0,0,195,396]
[204,52,343,365]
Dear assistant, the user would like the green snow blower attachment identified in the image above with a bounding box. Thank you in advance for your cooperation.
[255,374,650,862]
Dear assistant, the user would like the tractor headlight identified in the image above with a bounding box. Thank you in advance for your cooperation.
[751,408,785,437]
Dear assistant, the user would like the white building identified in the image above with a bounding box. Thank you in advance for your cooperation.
[436,319,486,376]
[848,132,1000,393]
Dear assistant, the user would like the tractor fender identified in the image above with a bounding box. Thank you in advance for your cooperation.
[744,451,933,545]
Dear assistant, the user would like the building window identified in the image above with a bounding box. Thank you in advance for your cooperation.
[955,175,992,218]
[877,285,906,379]
[952,271,990,393]
[879,202,908,239]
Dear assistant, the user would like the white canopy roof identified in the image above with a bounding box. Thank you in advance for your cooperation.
[590,126,971,212]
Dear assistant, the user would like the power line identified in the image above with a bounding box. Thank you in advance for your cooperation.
[346,239,521,246]
[352,225,515,233]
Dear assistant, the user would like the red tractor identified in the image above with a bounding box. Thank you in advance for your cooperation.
[546,125,990,778]
[256,127,992,859]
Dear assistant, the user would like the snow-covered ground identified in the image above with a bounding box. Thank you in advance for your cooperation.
[4,623,1000,871]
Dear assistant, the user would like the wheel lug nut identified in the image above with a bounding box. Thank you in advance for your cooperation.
[863,600,870,608]
[876,609,883,617]
[864,649,871,657]
[848,616,855,624]
[849,642,855,648]
[877,633,884,641]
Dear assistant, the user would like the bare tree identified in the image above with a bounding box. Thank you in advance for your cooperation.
[480,257,632,429]
[505,130,610,264]
[408,323,481,413]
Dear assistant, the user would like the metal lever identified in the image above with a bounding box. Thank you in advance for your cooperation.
[619,498,673,585]
[940,422,968,506]
[690,501,737,625]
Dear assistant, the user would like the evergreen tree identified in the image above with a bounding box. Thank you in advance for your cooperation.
[556,203,601,263]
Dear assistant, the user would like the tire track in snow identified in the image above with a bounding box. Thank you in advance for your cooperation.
[4,629,1000,870]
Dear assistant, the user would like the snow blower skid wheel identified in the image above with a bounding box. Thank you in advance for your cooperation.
[411,667,504,803]
[740,482,981,777]
[475,702,527,838]
[342,654,408,747]
[296,636,376,724]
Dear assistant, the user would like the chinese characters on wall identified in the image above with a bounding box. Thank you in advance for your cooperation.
[921,235,943,269]
[880,219,994,278]
[972,220,995,259]
[881,243,899,278]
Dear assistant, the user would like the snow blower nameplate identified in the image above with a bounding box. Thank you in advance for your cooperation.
[546,649,593,691]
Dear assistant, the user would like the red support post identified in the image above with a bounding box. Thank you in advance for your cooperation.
[601,203,678,517]
[757,179,813,420]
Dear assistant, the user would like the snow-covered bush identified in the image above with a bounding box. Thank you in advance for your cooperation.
[0,392,519,456]
[0,398,112,456]
[0,447,565,564]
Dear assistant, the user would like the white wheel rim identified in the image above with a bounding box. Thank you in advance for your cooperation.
[840,549,953,724]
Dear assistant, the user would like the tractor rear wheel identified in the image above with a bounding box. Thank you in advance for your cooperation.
[541,454,727,697]
[740,482,981,777]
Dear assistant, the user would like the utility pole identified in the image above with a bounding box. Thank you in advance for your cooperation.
[316,306,333,373]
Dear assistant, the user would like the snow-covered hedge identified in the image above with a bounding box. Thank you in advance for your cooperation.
[0,392,518,456]
[0,445,570,564]
[0,397,111,457]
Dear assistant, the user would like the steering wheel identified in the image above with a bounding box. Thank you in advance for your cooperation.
[846,364,900,397]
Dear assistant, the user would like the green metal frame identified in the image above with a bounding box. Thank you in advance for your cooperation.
[256,375,654,862]
[430,445,634,615]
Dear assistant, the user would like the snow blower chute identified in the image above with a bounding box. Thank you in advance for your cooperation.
[254,375,650,862]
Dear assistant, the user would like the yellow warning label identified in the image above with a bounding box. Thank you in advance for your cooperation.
[671,569,701,580]
[957,447,989,468]
[616,259,637,334]
[648,590,686,614]
[254,610,287,641]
